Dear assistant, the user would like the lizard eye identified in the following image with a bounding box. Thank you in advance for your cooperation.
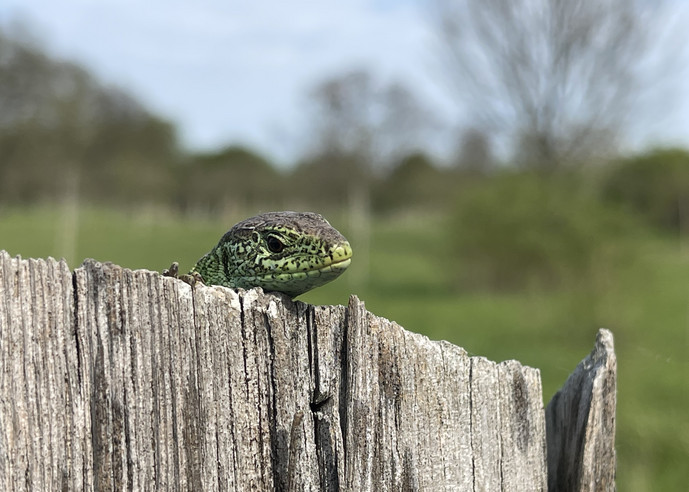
[266,235,285,253]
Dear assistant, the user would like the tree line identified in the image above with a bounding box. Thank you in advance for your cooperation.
[0,25,447,214]
[2,3,689,293]
[1,22,685,216]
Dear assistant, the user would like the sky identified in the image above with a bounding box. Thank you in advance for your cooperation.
[0,0,457,164]
[0,0,687,165]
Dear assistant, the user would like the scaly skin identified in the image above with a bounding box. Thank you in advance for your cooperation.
[167,211,352,298]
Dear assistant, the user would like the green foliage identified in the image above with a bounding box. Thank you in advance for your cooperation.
[373,152,455,213]
[288,150,368,208]
[180,146,282,214]
[81,116,180,205]
[0,27,180,208]
[448,172,635,291]
[604,148,689,232]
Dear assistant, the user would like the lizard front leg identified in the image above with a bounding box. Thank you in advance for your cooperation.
[162,262,204,287]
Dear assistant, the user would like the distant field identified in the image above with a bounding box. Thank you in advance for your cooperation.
[1,205,687,490]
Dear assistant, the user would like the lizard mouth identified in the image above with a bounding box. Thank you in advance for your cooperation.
[323,242,353,268]
[317,257,351,273]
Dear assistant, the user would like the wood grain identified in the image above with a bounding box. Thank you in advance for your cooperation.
[0,250,615,490]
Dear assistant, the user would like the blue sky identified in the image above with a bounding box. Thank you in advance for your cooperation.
[1,0,687,164]
[1,0,455,164]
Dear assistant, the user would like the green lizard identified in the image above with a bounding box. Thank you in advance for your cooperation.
[163,211,352,298]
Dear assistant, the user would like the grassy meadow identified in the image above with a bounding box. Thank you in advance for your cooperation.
[1,205,687,490]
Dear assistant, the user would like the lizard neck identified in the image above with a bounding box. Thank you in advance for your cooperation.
[191,247,235,288]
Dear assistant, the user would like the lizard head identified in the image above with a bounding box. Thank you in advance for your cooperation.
[194,211,352,298]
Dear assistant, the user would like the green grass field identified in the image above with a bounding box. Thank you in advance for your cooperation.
[1,206,687,490]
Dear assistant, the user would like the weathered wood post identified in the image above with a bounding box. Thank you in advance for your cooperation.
[0,251,616,491]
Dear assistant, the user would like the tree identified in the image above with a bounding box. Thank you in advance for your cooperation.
[304,69,437,174]
[454,127,495,174]
[183,146,280,215]
[0,24,180,207]
[374,152,453,213]
[432,0,683,169]
[301,69,436,287]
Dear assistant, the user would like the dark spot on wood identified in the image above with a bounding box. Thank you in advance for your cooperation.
[512,369,531,452]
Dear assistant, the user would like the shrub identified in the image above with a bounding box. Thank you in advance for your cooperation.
[449,172,633,292]
[603,148,689,233]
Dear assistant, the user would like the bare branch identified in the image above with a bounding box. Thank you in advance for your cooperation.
[432,0,683,168]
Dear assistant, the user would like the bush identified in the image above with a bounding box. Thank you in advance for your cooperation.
[374,153,454,213]
[449,172,633,292]
[604,148,689,233]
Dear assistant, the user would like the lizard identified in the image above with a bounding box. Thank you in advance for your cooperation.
[163,211,352,298]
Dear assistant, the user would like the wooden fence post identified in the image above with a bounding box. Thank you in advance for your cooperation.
[546,329,617,491]
[0,251,615,490]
